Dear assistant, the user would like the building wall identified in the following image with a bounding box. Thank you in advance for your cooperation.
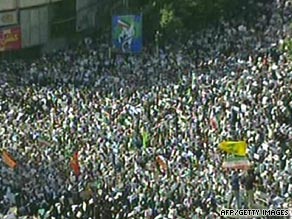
[0,0,62,50]
[0,0,17,11]
[19,0,48,8]
[76,0,97,32]
[0,0,108,51]
[20,6,49,48]
[0,0,62,11]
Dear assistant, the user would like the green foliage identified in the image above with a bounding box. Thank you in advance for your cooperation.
[158,3,184,38]
[160,4,174,28]
[131,0,264,42]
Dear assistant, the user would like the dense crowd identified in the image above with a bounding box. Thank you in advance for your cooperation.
[0,0,292,218]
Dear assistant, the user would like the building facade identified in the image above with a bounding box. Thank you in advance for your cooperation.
[0,0,109,53]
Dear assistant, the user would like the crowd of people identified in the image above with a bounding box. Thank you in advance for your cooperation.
[0,0,292,218]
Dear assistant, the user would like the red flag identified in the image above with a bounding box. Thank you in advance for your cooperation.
[2,150,17,169]
[70,152,81,176]
[156,155,168,173]
[210,117,218,130]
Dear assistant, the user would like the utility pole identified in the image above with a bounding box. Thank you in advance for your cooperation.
[155,30,159,56]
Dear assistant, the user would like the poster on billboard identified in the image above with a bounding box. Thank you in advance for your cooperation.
[112,14,142,53]
[0,26,21,52]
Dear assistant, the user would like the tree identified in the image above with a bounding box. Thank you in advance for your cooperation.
[130,0,265,42]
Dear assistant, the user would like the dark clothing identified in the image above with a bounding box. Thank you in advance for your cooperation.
[230,173,241,208]
[245,172,256,190]
[231,173,240,191]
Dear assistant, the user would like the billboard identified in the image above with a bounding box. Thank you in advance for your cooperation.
[0,11,18,27]
[0,26,21,52]
[112,15,142,53]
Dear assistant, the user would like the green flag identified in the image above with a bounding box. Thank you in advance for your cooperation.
[142,131,149,148]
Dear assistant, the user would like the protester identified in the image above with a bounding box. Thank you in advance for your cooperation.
[229,170,241,209]
[243,168,257,208]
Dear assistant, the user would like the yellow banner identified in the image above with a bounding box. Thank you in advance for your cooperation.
[219,141,247,156]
